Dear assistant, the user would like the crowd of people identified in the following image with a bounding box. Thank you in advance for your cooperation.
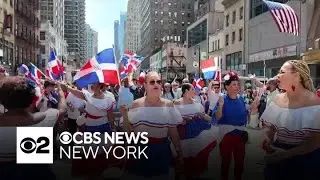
[0,59,319,180]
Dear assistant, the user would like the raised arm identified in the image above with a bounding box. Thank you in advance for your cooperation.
[215,96,224,120]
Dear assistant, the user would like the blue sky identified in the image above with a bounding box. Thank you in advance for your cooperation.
[86,0,128,52]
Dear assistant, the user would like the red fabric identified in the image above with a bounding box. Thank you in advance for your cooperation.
[219,134,245,180]
[181,140,217,178]
[317,91,320,98]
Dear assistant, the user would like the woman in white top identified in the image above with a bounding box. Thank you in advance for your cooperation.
[258,60,320,180]
[174,83,217,179]
[0,76,67,179]
[162,82,175,100]
[60,82,117,178]
[120,72,184,179]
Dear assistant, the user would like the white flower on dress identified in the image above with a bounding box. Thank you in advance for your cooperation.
[224,74,230,81]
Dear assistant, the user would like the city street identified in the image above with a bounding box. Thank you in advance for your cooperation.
[51,127,266,180]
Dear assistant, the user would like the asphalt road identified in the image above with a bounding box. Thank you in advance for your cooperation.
[51,127,266,180]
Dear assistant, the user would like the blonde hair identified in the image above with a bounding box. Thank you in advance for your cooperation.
[287,60,315,92]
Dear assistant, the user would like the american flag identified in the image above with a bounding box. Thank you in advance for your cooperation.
[263,0,299,36]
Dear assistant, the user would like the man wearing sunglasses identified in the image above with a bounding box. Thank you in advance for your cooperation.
[207,80,223,116]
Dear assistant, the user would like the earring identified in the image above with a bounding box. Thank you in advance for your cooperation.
[291,85,296,91]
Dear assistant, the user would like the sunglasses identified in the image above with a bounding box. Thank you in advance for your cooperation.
[148,80,162,85]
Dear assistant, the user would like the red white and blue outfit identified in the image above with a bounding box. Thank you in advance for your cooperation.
[214,95,248,180]
[72,90,117,177]
[123,104,183,179]
[261,102,320,180]
[175,102,217,177]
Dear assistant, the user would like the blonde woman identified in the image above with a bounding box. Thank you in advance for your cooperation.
[120,72,184,179]
[258,60,320,180]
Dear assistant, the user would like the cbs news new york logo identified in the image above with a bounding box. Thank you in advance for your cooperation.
[16,127,53,164]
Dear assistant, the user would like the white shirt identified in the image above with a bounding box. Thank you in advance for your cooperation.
[66,93,85,120]
[208,90,223,110]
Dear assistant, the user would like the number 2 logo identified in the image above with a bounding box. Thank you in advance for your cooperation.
[20,137,50,154]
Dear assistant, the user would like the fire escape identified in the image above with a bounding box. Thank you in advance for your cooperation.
[159,46,187,82]
[14,0,40,65]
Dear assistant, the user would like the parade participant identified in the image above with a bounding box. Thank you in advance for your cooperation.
[174,83,217,179]
[171,81,182,98]
[43,80,59,109]
[207,80,222,116]
[117,78,134,109]
[120,71,184,179]
[259,60,320,180]
[162,82,175,100]
[214,71,248,180]
[60,82,117,179]
[0,76,67,179]
[66,85,86,135]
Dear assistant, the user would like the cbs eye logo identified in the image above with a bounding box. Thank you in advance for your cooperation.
[20,136,50,154]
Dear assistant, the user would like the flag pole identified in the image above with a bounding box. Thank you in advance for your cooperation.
[113,46,121,86]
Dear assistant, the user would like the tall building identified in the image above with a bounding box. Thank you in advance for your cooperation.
[64,0,86,67]
[14,0,40,69]
[40,0,66,57]
[39,21,68,72]
[125,0,141,52]
[221,0,244,75]
[86,24,98,59]
[186,0,224,75]
[79,0,86,62]
[0,0,14,74]
[114,20,120,61]
[119,12,127,55]
[139,0,195,57]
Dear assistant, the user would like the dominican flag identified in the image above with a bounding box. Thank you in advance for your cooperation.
[200,57,219,80]
[28,63,43,84]
[48,49,64,77]
[138,71,146,84]
[46,68,60,80]
[18,64,29,75]
[119,65,128,79]
[74,48,120,88]
[193,74,205,93]
[120,50,144,73]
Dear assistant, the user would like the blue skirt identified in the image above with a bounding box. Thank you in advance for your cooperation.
[126,138,173,178]
[264,141,320,180]
[85,123,111,133]
[178,118,211,140]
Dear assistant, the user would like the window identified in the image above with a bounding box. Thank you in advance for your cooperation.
[40,31,46,40]
[225,34,229,46]
[240,7,244,20]
[232,31,235,44]
[250,0,289,19]
[174,12,177,17]
[168,2,171,6]
[218,39,220,49]
[239,28,243,41]
[187,19,207,47]
[169,12,171,17]
[232,11,236,24]
[226,51,242,70]
[225,14,229,27]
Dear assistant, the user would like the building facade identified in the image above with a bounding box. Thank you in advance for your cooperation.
[40,0,65,60]
[39,21,67,71]
[245,0,305,79]
[125,0,141,52]
[222,0,245,75]
[85,24,98,59]
[208,29,225,72]
[139,0,195,57]
[114,20,120,61]
[186,0,224,75]
[78,0,86,62]
[64,0,86,67]
[14,0,40,69]
[119,12,127,55]
[0,0,14,74]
